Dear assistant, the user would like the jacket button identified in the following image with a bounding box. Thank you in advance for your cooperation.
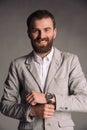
[65,107,68,110]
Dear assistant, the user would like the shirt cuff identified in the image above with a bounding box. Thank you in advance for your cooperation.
[26,105,35,122]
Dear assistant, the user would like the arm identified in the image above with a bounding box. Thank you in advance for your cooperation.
[26,91,56,119]
[29,104,55,119]
[1,61,30,121]
[55,55,87,112]
[26,91,47,105]
[26,91,56,105]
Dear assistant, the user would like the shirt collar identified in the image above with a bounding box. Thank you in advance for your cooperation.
[33,47,54,64]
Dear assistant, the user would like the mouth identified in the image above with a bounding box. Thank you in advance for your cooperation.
[36,40,48,47]
[35,38,48,45]
[38,40,47,43]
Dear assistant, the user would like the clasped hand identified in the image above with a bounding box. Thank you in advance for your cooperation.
[26,91,55,119]
[26,90,47,105]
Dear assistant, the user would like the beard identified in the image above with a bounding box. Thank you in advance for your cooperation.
[30,37,54,53]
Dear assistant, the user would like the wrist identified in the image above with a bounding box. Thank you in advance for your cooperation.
[45,93,56,104]
[29,107,36,117]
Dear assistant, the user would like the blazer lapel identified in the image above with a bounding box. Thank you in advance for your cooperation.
[44,48,62,92]
[25,52,42,92]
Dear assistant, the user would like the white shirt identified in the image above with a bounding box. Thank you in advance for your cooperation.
[33,47,54,90]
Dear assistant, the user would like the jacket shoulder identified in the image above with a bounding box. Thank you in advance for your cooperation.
[54,47,78,59]
[62,51,77,59]
[54,47,79,66]
[60,50,80,68]
[10,51,33,67]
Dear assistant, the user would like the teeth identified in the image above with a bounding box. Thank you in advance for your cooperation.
[39,41,45,42]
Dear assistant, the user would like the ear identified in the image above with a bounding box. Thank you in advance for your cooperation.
[53,28,57,39]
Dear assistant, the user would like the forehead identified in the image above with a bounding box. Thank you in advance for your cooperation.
[31,18,54,28]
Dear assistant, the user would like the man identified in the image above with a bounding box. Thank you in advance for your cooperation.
[1,10,87,130]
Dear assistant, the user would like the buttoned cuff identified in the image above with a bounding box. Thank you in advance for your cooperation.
[55,94,69,111]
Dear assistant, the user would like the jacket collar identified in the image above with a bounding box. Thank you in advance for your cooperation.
[25,51,42,91]
[44,47,62,92]
[25,47,62,65]
[25,47,62,92]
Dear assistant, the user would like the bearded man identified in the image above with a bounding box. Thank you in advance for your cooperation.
[1,10,87,130]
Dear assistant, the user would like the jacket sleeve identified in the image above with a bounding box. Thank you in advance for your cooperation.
[1,61,32,121]
[55,55,87,112]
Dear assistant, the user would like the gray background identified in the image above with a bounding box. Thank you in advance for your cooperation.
[0,0,87,130]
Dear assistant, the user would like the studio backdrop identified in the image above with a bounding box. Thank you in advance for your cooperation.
[0,0,87,130]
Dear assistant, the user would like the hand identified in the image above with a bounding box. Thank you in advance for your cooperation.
[26,91,47,105]
[30,104,55,119]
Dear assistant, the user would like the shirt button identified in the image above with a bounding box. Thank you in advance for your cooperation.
[47,58,49,61]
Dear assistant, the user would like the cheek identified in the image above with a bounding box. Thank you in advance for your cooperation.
[49,31,56,39]
[49,34,56,40]
[29,32,39,40]
[31,34,38,40]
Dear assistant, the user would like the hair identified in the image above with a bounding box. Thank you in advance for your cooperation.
[27,9,56,30]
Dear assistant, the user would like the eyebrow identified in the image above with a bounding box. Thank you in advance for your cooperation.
[31,27,52,30]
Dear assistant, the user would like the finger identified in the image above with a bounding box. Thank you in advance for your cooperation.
[26,95,34,103]
[45,108,54,114]
[43,111,54,118]
[26,95,37,106]
[44,104,55,111]
[26,94,33,101]
[26,92,32,98]
[26,90,35,98]
[28,98,36,105]
[31,101,37,106]
[47,104,55,109]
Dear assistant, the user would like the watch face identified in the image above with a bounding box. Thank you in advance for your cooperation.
[47,93,53,99]
[46,93,53,103]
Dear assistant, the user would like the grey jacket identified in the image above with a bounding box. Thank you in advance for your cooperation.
[1,47,87,130]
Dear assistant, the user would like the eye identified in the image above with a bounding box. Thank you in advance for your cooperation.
[44,28,51,32]
[31,28,39,33]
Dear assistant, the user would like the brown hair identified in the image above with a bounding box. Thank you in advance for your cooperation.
[27,10,56,30]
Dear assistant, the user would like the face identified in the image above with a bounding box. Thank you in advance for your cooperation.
[28,18,57,54]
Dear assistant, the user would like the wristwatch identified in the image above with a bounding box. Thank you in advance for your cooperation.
[45,93,54,104]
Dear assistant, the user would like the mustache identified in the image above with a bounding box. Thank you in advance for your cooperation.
[34,38,49,42]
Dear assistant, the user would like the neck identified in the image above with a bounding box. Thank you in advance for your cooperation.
[36,50,51,58]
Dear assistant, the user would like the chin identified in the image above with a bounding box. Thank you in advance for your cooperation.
[37,42,47,47]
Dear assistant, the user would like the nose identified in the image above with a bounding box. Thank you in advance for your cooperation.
[38,30,45,39]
